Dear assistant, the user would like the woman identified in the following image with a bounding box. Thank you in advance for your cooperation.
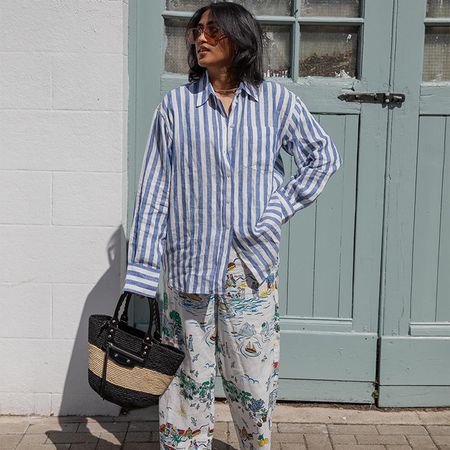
[124,2,342,449]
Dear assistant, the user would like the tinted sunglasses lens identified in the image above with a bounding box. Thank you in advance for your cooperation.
[206,26,219,40]
[187,26,221,45]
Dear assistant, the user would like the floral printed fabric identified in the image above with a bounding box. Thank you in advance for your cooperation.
[158,245,281,449]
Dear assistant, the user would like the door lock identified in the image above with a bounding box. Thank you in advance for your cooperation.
[338,92,405,107]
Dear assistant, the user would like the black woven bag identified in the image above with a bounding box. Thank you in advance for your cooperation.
[88,291,185,409]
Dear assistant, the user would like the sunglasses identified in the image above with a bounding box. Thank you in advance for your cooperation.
[186,24,227,46]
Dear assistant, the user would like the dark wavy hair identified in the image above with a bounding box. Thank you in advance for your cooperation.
[185,2,265,86]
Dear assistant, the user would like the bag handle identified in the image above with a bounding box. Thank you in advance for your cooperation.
[148,297,161,341]
[119,294,131,323]
[112,292,132,323]
[112,292,161,341]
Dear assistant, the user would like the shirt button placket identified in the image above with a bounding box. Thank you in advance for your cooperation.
[225,121,233,209]
[222,121,233,292]
[225,102,236,208]
[221,97,238,290]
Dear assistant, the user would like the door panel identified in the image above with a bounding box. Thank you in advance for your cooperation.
[275,0,393,403]
[378,0,450,406]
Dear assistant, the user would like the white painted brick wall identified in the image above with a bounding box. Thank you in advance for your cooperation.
[0,0,130,416]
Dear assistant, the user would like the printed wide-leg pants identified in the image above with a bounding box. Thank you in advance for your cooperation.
[158,245,281,450]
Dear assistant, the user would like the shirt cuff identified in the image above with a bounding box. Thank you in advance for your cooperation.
[275,188,297,225]
[123,262,161,298]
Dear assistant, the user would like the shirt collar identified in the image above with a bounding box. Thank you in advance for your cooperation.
[195,70,259,107]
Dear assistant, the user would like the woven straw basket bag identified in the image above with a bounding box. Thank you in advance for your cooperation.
[88,291,185,409]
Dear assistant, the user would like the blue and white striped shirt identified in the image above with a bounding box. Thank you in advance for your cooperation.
[124,70,343,298]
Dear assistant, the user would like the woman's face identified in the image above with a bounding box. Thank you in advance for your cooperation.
[193,9,235,70]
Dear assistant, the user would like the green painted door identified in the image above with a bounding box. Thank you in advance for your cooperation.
[378,0,450,407]
[128,0,450,406]
[271,0,393,404]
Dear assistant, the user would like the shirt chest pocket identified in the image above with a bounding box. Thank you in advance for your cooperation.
[243,126,277,171]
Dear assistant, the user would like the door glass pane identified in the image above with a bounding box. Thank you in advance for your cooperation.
[426,0,450,17]
[299,25,358,77]
[262,24,292,77]
[423,26,450,81]
[167,0,292,15]
[231,0,292,16]
[163,19,292,78]
[166,0,200,12]
[300,0,360,17]
[164,17,190,74]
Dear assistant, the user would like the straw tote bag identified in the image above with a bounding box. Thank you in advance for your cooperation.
[88,291,185,409]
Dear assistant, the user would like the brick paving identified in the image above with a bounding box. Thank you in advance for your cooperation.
[0,401,449,449]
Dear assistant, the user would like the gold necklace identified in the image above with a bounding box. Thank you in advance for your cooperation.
[214,85,239,95]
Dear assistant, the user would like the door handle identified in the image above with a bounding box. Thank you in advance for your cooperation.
[338,92,405,106]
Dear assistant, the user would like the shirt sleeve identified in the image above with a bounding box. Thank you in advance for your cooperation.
[274,95,343,225]
[123,105,172,298]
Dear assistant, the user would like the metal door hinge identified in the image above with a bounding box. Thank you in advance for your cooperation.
[338,92,405,108]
